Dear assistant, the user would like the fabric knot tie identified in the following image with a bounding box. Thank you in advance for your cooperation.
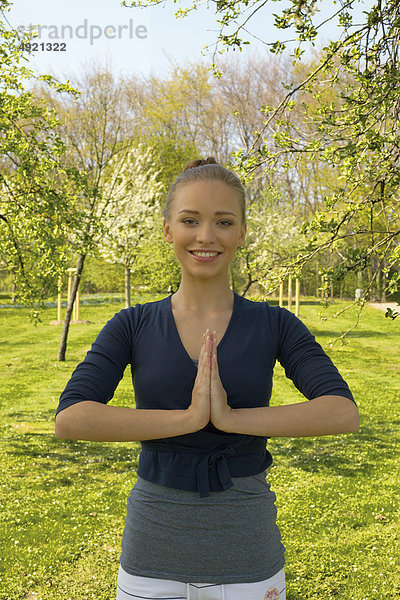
[197,445,236,498]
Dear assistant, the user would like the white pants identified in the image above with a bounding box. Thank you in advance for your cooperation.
[116,564,286,600]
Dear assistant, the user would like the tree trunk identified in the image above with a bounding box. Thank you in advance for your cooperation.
[58,253,86,362]
[242,278,258,297]
[11,277,16,304]
[125,265,131,308]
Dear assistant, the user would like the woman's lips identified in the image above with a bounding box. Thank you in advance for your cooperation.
[188,251,222,262]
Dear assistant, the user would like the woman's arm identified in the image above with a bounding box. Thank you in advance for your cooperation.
[55,330,214,442]
[55,401,201,442]
[220,395,359,437]
[55,306,200,442]
[208,329,359,437]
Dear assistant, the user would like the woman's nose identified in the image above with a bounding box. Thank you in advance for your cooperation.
[196,223,216,242]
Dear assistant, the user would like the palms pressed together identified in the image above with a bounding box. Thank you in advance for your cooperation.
[190,328,232,430]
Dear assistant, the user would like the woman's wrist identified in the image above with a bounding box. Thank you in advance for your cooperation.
[210,405,235,432]
[185,405,210,432]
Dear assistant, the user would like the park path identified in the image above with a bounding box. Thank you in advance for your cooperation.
[368,302,399,312]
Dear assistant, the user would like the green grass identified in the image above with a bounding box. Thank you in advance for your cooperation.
[0,294,399,599]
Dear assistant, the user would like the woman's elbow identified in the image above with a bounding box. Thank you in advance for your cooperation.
[55,411,69,439]
[343,399,360,433]
[54,401,102,440]
[314,395,360,433]
[55,406,81,439]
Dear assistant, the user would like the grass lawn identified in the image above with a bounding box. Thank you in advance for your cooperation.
[0,293,399,599]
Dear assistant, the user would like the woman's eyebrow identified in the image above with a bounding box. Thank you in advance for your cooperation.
[178,209,237,216]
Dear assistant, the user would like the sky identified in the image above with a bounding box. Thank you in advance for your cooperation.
[3,0,374,82]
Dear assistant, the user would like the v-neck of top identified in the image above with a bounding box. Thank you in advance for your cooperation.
[167,292,239,366]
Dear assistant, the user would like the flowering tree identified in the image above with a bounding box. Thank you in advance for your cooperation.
[99,143,164,306]
[38,66,139,360]
[233,193,304,296]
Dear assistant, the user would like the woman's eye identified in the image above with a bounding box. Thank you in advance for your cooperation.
[181,219,232,226]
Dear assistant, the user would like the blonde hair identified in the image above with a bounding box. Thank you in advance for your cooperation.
[163,157,246,225]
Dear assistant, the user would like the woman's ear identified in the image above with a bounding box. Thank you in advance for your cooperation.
[237,223,247,247]
[163,218,173,243]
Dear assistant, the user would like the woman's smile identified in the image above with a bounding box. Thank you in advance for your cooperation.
[188,249,223,262]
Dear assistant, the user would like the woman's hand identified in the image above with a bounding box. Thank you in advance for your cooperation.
[209,330,232,431]
[187,329,232,431]
[187,329,212,429]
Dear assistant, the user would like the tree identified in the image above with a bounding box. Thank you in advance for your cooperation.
[125,62,235,162]
[123,0,400,328]
[38,64,140,359]
[99,143,164,307]
[132,133,200,295]
[0,0,80,318]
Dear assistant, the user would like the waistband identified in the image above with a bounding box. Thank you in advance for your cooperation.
[140,436,270,498]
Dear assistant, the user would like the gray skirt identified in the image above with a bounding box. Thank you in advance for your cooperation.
[119,472,285,584]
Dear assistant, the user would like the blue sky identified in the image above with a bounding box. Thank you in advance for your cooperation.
[3,0,374,82]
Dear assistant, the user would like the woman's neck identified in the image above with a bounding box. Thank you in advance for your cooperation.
[171,282,234,314]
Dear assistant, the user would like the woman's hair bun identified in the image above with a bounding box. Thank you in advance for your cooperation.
[183,157,218,172]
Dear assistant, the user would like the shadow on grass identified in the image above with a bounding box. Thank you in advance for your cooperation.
[7,432,140,487]
[269,419,399,476]
[7,408,56,421]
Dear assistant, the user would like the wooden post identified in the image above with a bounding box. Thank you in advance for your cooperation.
[67,268,76,321]
[287,275,292,311]
[67,268,74,306]
[295,279,300,317]
[74,287,80,321]
[382,258,387,301]
[57,277,62,322]
[279,282,284,307]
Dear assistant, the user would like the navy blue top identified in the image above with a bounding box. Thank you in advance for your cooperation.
[56,293,355,497]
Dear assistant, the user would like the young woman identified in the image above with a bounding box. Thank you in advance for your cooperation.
[55,157,359,600]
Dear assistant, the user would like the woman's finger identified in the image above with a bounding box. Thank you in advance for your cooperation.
[207,330,214,369]
[197,330,206,378]
[211,347,218,375]
[198,329,210,379]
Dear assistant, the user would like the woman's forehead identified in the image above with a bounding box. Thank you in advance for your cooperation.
[174,180,240,209]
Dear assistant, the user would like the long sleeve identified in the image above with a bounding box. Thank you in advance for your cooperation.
[55,305,141,417]
[274,307,355,403]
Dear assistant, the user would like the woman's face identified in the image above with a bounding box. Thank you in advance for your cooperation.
[163,179,246,278]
